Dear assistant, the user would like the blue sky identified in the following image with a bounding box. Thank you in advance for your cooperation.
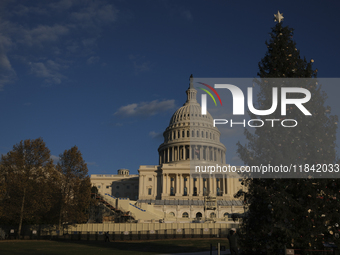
[0,0,339,175]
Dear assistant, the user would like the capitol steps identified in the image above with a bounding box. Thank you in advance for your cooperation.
[99,192,163,222]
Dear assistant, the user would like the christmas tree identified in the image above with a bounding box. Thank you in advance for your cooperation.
[236,11,339,253]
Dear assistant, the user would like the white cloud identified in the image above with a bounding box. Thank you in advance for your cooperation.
[0,35,16,90]
[30,60,66,84]
[19,25,69,47]
[71,1,118,27]
[149,131,162,139]
[50,154,60,163]
[0,0,119,90]
[114,99,176,118]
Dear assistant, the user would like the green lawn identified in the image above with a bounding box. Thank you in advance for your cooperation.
[0,238,229,255]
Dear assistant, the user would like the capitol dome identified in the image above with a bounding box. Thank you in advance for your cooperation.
[158,75,226,164]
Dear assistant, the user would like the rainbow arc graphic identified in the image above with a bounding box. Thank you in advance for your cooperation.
[197,82,222,106]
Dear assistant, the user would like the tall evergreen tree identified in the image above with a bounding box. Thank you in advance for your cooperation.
[57,146,91,229]
[237,14,338,252]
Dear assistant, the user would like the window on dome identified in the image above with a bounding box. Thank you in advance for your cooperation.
[178,131,180,138]
[206,132,208,138]
[202,131,204,137]
[182,130,184,137]
[192,130,194,137]
[210,133,212,139]
[197,131,199,137]
[187,130,189,137]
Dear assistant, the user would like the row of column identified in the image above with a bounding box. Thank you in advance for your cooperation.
[165,130,216,142]
[159,145,225,164]
[161,173,230,197]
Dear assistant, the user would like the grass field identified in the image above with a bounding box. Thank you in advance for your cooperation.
[0,238,229,255]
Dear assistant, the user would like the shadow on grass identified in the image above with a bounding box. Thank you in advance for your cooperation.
[0,238,228,255]
[56,238,223,254]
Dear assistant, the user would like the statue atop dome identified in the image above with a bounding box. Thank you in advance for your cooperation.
[189,74,194,88]
[186,74,197,104]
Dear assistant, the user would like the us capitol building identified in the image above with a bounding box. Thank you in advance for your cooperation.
[91,75,244,222]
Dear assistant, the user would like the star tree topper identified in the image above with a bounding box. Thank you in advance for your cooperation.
[274,10,284,23]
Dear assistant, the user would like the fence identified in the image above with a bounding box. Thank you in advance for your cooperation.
[1,222,238,241]
[47,228,227,241]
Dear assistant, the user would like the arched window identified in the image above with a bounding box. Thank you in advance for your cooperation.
[169,212,175,217]
[210,212,216,218]
[224,213,229,218]
[196,212,202,218]
[182,212,189,218]
[115,192,119,197]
